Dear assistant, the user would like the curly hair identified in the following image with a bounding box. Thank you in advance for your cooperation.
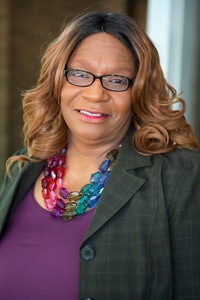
[7,11,199,170]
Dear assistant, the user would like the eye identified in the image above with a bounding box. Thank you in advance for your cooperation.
[106,76,127,85]
[110,78,124,84]
[71,70,90,79]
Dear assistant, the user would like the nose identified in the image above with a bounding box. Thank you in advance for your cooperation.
[81,78,110,102]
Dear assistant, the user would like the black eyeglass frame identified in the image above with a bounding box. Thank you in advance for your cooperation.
[64,69,135,92]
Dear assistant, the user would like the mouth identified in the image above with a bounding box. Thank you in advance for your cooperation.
[78,110,108,117]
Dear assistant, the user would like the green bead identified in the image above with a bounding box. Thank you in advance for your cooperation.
[62,202,76,220]
[68,191,80,201]
[78,194,89,205]
[75,204,87,215]
[80,183,92,194]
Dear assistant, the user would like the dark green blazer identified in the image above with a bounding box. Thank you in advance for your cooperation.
[1,130,200,300]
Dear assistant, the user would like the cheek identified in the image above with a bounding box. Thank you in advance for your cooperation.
[60,83,71,101]
[117,94,133,116]
[60,87,71,116]
[60,84,67,104]
[61,82,81,106]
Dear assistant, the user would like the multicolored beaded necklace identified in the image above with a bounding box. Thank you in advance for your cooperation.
[41,145,120,221]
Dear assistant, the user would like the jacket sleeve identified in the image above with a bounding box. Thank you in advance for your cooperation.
[167,151,200,299]
[0,148,28,197]
[0,171,9,198]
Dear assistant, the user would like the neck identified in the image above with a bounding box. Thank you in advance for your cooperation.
[66,135,122,162]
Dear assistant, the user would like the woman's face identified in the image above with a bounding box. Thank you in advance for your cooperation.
[60,32,136,146]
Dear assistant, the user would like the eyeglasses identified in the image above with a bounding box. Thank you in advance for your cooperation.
[64,69,135,92]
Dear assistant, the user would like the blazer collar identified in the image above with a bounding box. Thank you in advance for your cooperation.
[84,128,152,241]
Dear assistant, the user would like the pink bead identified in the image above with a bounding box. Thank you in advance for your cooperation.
[58,154,66,165]
[50,168,56,180]
[41,177,50,188]
[56,178,63,189]
[49,190,58,200]
[46,157,53,167]
[56,166,65,178]
[42,188,49,199]
[44,198,56,210]
[48,179,57,190]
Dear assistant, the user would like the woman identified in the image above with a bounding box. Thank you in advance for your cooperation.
[0,11,200,300]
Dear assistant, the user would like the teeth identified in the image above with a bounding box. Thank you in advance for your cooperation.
[79,110,105,117]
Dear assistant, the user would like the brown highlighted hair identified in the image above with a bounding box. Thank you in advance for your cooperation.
[7,11,199,170]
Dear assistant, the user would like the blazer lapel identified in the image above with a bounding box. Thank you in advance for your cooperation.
[10,160,45,214]
[84,130,152,241]
[0,160,45,235]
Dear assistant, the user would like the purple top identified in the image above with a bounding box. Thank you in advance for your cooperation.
[0,186,94,299]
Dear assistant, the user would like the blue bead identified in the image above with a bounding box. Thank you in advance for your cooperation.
[87,195,100,208]
[89,183,101,194]
[90,188,101,197]
[60,147,67,154]
[99,173,110,187]
[90,171,101,183]
[99,187,104,195]
[98,159,110,173]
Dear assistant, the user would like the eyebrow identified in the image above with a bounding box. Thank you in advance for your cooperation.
[67,60,133,74]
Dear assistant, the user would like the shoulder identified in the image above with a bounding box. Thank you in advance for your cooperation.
[1,148,29,190]
[152,147,200,175]
[161,147,200,163]
[159,147,200,184]
[8,148,29,173]
[0,148,26,196]
[152,148,200,210]
[13,147,28,156]
[0,148,44,198]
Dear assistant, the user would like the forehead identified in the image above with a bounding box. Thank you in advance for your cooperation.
[68,33,135,73]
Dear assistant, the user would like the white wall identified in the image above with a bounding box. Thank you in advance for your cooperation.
[146,0,199,127]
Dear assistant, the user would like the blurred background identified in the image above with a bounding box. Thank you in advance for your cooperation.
[0,0,200,185]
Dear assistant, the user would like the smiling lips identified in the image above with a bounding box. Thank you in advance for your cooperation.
[78,110,108,117]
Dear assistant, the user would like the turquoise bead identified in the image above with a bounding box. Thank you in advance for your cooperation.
[78,194,89,205]
[80,183,92,194]
[75,204,87,215]
[90,188,101,197]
